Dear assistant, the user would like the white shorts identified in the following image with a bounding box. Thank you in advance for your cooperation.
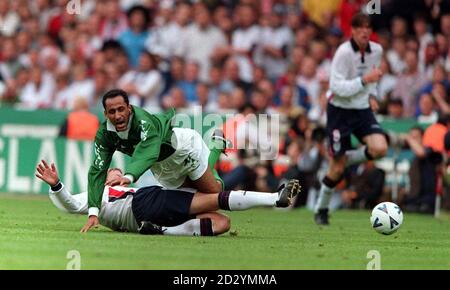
[151,128,210,189]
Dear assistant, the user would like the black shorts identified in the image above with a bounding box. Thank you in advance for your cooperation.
[327,103,384,157]
[131,186,196,227]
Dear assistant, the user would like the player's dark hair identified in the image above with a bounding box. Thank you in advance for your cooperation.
[102,89,130,109]
[351,13,372,28]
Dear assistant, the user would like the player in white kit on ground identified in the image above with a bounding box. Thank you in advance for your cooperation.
[36,160,300,236]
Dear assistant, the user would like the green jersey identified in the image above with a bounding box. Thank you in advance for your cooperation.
[88,106,176,210]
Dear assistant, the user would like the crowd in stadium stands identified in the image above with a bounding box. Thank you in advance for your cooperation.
[1,0,449,213]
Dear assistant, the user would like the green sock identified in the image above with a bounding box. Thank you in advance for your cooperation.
[208,139,225,190]
[212,167,225,191]
[208,147,222,169]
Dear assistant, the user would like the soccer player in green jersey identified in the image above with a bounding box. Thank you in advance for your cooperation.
[81,89,226,232]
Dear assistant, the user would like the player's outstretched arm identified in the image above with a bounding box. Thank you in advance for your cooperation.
[36,160,88,214]
[35,159,59,187]
[83,137,113,232]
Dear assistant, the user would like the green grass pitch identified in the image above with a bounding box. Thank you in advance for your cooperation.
[0,194,448,270]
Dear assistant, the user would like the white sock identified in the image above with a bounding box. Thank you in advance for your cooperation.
[345,146,369,167]
[162,219,201,236]
[314,183,333,213]
[228,190,278,211]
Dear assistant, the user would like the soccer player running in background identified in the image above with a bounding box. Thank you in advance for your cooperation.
[314,13,388,225]
[81,89,226,232]
[36,160,300,236]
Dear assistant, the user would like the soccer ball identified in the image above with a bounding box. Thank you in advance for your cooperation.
[370,202,403,235]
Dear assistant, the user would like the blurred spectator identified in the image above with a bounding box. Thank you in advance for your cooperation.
[392,50,428,117]
[228,4,260,83]
[257,78,276,108]
[183,3,227,82]
[386,98,405,119]
[391,16,408,39]
[118,51,163,111]
[53,72,71,109]
[65,64,95,108]
[386,37,407,75]
[309,40,331,78]
[276,64,309,110]
[220,57,252,94]
[413,14,434,73]
[162,87,190,113]
[99,0,128,40]
[441,13,450,37]
[162,56,185,96]
[378,57,397,102]
[19,66,55,109]
[419,64,450,95]
[204,65,221,102]
[59,96,100,141]
[194,82,216,113]
[297,56,320,115]
[417,93,439,125]
[91,70,110,110]
[274,85,305,119]
[0,38,20,81]
[255,7,292,80]
[0,0,20,37]
[250,88,269,114]
[252,65,267,84]
[216,91,234,114]
[211,5,233,38]
[177,61,200,104]
[404,125,444,213]
[430,82,450,115]
[39,46,70,76]
[147,2,191,60]
[118,5,150,68]
[423,115,450,154]
[230,87,247,112]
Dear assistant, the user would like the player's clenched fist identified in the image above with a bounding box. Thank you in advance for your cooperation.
[363,67,383,84]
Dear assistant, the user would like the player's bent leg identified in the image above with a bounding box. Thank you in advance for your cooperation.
[138,214,228,237]
[189,192,220,214]
[196,212,231,236]
[190,167,223,193]
[314,156,347,225]
[364,133,388,159]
